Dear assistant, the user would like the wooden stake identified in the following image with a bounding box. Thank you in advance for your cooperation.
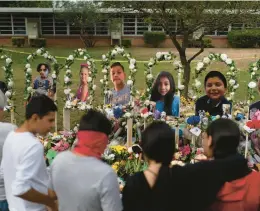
[63,108,70,131]
[54,93,57,132]
[244,133,249,159]
[126,118,133,148]
[175,126,179,150]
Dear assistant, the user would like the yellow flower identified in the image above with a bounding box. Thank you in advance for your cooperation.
[110,145,127,154]
[205,112,210,117]
[112,162,120,173]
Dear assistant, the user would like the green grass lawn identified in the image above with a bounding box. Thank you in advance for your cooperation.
[0,46,259,129]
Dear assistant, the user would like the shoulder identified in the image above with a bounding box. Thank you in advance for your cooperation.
[0,122,17,131]
[222,97,232,105]
[173,95,180,102]
[195,95,208,105]
[125,172,144,188]
[250,101,260,110]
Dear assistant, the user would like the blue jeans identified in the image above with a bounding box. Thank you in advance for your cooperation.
[0,200,8,211]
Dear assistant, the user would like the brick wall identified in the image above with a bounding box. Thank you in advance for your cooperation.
[0,35,229,48]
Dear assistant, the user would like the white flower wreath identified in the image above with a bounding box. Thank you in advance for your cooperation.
[24,48,59,101]
[0,53,14,111]
[101,46,138,106]
[192,53,239,101]
[63,48,97,110]
[247,60,260,105]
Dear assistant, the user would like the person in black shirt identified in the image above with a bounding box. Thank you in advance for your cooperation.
[195,71,232,116]
[122,121,249,211]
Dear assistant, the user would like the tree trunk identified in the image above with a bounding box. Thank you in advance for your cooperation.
[183,63,191,98]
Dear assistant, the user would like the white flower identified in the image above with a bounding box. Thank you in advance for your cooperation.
[52,74,56,79]
[66,69,71,74]
[117,48,124,54]
[2,67,6,71]
[145,100,150,106]
[128,147,133,154]
[111,49,117,56]
[225,58,232,65]
[79,51,84,56]
[251,72,256,76]
[227,97,231,101]
[230,92,235,97]
[8,81,13,88]
[135,154,139,158]
[0,56,4,59]
[229,79,236,86]
[156,52,162,59]
[68,55,74,61]
[196,62,204,70]
[102,69,108,73]
[129,64,135,70]
[178,85,185,90]
[65,101,72,109]
[86,104,92,110]
[92,85,97,90]
[83,56,88,60]
[108,154,115,160]
[27,55,32,60]
[43,53,48,59]
[253,62,257,67]
[142,113,149,119]
[127,80,133,86]
[5,58,12,65]
[87,77,92,82]
[27,87,32,93]
[79,103,86,110]
[25,64,30,69]
[248,81,257,89]
[146,74,153,80]
[104,75,107,80]
[64,88,71,95]
[220,54,228,61]
[233,84,239,89]
[226,72,231,75]
[148,62,153,67]
[102,54,106,60]
[124,112,131,118]
[230,66,235,71]
[253,67,258,71]
[36,49,42,55]
[100,79,104,84]
[5,91,11,98]
[192,95,197,100]
[203,57,211,64]
[195,79,201,88]
[130,58,136,65]
[132,69,137,73]
[26,68,32,74]
[64,76,70,83]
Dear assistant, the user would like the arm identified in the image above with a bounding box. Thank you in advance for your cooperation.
[100,170,122,211]
[172,96,180,117]
[12,144,56,208]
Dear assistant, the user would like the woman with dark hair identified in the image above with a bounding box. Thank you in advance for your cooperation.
[202,119,260,211]
[122,121,250,211]
[0,81,7,94]
[150,71,179,116]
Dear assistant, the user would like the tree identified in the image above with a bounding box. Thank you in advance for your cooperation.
[55,1,110,47]
[103,1,260,97]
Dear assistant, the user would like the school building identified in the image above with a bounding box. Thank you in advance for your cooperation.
[0,7,253,48]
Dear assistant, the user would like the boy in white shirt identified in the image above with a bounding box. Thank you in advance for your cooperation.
[0,87,17,211]
[1,95,58,211]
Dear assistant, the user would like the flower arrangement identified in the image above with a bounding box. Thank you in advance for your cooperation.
[247,59,260,104]
[0,51,14,111]
[24,48,60,101]
[100,46,138,104]
[64,48,97,110]
[192,53,239,101]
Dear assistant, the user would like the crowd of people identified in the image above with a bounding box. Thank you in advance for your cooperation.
[0,61,259,211]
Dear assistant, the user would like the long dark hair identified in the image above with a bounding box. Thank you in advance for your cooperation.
[150,71,176,115]
[206,118,240,159]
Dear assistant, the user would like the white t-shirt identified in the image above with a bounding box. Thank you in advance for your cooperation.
[1,131,49,211]
[0,122,16,201]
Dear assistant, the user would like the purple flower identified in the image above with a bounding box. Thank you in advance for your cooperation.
[154,110,161,120]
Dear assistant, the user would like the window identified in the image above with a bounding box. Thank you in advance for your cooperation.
[96,20,108,35]
[12,15,26,35]
[231,23,244,31]
[69,23,80,35]
[123,15,135,35]
[151,19,163,32]
[216,27,228,35]
[54,18,67,35]
[41,14,54,35]
[136,17,148,35]
[0,14,12,35]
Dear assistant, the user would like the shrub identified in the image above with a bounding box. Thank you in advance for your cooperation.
[144,31,166,47]
[29,38,47,48]
[203,38,214,48]
[11,37,25,47]
[188,37,214,48]
[122,39,131,48]
[228,29,260,48]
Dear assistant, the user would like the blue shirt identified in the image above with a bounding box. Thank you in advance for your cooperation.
[155,95,180,117]
[105,85,131,106]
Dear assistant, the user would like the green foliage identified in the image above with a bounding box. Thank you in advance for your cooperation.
[143,32,166,48]
[11,37,25,47]
[228,29,260,48]
[1,1,52,8]
[121,39,131,48]
[29,38,47,48]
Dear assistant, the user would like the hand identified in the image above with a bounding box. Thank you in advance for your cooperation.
[47,201,58,211]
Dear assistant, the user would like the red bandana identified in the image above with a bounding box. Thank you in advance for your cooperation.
[72,131,108,159]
